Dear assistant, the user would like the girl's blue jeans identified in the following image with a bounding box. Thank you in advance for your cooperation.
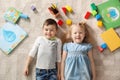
[36,68,57,80]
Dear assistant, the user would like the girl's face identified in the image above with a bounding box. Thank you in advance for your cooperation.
[43,25,57,39]
[71,25,85,43]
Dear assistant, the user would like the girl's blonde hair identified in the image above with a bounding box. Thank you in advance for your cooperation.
[65,22,90,43]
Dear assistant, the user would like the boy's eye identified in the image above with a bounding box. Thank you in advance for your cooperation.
[45,29,48,31]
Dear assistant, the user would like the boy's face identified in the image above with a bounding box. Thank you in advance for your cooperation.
[43,25,57,39]
[71,26,85,43]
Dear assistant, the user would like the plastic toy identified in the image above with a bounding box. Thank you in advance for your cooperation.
[58,20,63,26]
[84,11,91,19]
[98,46,104,52]
[97,20,103,27]
[31,5,36,11]
[91,3,97,10]
[101,43,107,49]
[92,10,97,16]
[48,3,60,17]
[66,19,72,26]
[96,14,101,20]
[62,7,67,14]
[65,5,73,13]
[20,13,28,19]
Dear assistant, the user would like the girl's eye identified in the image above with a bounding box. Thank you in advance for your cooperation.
[45,29,48,31]
[74,32,77,34]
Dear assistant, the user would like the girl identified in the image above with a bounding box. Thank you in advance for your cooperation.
[24,18,62,80]
[61,23,96,80]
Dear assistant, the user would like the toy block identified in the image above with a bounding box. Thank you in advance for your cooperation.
[48,4,60,17]
[101,43,107,49]
[84,11,91,19]
[98,46,104,52]
[62,7,67,14]
[65,5,73,13]
[97,20,103,27]
[91,3,97,10]
[95,14,101,20]
[92,10,97,16]
[101,28,120,52]
[31,5,36,11]
[51,3,57,9]
[66,19,72,26]
[20,13,28,19]
[58,20,63,26]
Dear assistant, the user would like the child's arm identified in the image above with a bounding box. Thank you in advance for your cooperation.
[57,62,61,80]
[88,49,96,80]
[61,51,67,80]
[24,56,33,76]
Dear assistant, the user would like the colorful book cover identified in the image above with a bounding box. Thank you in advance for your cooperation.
[0,22,28,55]
[97,0,120,30]
[4,7,21,23]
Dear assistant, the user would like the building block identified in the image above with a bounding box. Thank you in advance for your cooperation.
[97,20,103,27]
[31,5,36,11]
[98,46,104,52]
[101,43,107,49]
[65,5,73,13]
[84,11,91,19]
[101,28,120,52]
[48,4,60,17]
[91,3,97,10]
[62,7,67,14]
[51,3,57,9]
[66,19,72,26]
[92,10,97,16]
[58,20,63,26]
[20,13,28,19]
[95,14,101,20]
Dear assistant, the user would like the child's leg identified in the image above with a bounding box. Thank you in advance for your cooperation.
[36,68,47,80]
[48,69,57,80]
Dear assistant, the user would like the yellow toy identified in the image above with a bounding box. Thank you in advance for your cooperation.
[101,28,120,51]
[66,19,72,26]
[97,20,103,27]
[65,5,73,13]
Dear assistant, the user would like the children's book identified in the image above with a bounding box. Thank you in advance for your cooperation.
[0,22,28,55]
[4,7,21,23]
[97,0,120,30]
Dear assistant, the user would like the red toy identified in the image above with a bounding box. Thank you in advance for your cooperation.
[84,11,91,19]
[98,46,104,52]
[62,7,67,14]
[58,20,63,26]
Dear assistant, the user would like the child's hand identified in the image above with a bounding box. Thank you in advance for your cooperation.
[57,73,61,80]
[61,77,64,80]
[23,67,29,76]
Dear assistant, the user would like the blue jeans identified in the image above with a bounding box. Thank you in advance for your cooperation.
[36,68,57,80]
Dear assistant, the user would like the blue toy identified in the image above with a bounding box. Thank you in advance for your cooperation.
[96,14,101,20]
[20,13,28,19]
[101,43,107,49]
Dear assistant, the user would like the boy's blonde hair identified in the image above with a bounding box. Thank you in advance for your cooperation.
[65,22,90,43]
